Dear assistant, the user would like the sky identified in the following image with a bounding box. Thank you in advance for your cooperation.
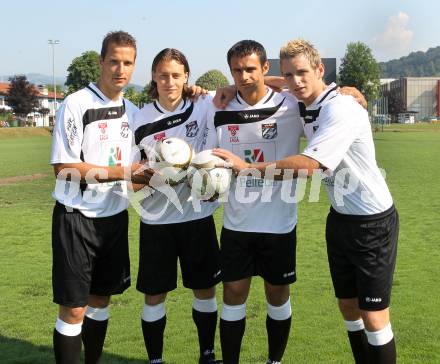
[1,0,439,86]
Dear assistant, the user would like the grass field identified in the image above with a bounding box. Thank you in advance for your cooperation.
[0,126,439,363]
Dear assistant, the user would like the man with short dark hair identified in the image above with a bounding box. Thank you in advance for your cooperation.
[206,40,303,364]
[50,30,150,364]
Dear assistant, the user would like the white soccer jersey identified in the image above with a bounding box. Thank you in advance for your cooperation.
[132,95,218,224]
[301,83,393,215]
[50,83,138,218]
[207,88,303,234]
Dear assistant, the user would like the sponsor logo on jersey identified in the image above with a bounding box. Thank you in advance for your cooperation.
[185,120,199,137]
[120,121,129,138]
[98,122,108,140]
[283,270,295,278]
[313,125,319,133]
[108,146,122,166]
[154,131,166,141]
[262,123,277,139]
[365,297,382,303]
[243,113,260,120]
[228,125,239,142]
[108,110,118,116]
[167,118,182,126]
[244,149,264,163]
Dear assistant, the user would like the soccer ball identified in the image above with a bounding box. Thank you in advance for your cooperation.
[149,137,193,185]
[188,149,232,200]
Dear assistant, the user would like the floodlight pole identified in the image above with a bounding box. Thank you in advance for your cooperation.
[48,39,60,119]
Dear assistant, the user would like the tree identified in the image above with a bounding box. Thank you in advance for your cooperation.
[65,51,101,94]
[339,42,380,101]
[5,75,39,119]
[124,87,142,106]
[123,83,154,107]
[195,70,229,90]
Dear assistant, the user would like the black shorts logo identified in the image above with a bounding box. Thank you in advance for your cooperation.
[185,120,199,137]
[262,123,277,139]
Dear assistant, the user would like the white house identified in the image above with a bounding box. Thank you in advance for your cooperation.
[0,82,64,126]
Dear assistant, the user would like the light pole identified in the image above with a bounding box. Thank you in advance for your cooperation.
[48,39,60,122]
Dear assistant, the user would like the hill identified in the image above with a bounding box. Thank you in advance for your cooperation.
[379,46,440,78]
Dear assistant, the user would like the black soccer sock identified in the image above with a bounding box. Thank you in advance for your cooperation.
[220,303,246,364]
[82,307,109,364]
[141,316,166,362]
[368,338,396,364]
[344,319,369,364]
[347,330,369,364]
[192,297,218,361]
[53,319,82,364]
[266,298,292,363]
[266,315,292,362]
[366,324,396,364]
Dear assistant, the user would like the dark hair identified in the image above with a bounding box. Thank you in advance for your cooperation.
[227,40,267,67]
[148,48,191,100]
[100,31,137,59]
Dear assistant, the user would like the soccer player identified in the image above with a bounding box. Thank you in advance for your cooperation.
[205,40,304,364]
[132,48,222,364]
[50,31,151,364]
[214,39,399,364]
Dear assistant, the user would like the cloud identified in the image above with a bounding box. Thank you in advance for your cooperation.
[372,12,413,60]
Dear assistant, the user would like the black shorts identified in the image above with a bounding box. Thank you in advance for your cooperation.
[52,202,131,308]
[136,215,221,295]
[220,226,297,285]
[326,205,399,311]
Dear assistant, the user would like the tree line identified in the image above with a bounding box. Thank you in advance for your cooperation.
[5,42,392,121]
[379,46,440,78]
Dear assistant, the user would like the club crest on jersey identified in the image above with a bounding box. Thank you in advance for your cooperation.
[98,122,108,140]
[244,149,264,163]
[262,123,277,140]
[120,121,129,138]
[228,125,239,143]
[154,131,166,141]
[108,146,122,166]
[185,120,199,138]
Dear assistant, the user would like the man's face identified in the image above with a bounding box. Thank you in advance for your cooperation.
[153,59,188,104]
[99,42,136,95]
[229,53,268,95]
[280,55,324,105]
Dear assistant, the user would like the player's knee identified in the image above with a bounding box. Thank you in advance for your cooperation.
[193,287,216,300]
[338,298,361,320]
[59,305,87,323]
[265,283,290,306]
[145,293,167,306]
[88,294,110,308]
[361,309,390,331]
[223,285,248,305]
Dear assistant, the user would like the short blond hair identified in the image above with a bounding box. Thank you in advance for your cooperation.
[279,39,321,69]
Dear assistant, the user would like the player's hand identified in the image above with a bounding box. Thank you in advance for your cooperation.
[213,85,236,109]
[264,76,286,92]
[339,86,368,110]
[130,162,155,184]
[212,148,249,175]
[187,85,208,101]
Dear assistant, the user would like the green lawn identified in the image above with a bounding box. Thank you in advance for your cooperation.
[0,126,439,363]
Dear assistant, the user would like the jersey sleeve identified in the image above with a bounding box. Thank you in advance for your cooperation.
[50,99,84,164]
[302,99,362,171]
